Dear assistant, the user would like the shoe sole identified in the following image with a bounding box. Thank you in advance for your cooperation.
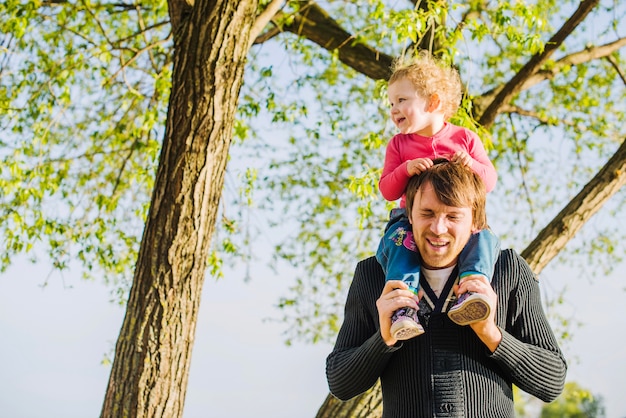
[390,319,425,340]
[448,295,491,326]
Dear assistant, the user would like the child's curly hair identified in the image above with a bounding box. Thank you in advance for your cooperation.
[389,50,462,120]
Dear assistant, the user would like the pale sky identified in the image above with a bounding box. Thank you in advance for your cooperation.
[1,252,625,417]
[0,257,332,418]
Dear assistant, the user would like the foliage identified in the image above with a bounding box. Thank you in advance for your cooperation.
[1,0,626,342]
[1,0,171,292]
[541,382,606,417]
[229,0,626,343]
[514,382,606,417]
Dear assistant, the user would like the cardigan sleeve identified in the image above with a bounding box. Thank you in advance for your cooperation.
[490,250,567,402]
[325,259,400,400]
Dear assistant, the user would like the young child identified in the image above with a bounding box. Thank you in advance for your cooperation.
[376,51,500,340]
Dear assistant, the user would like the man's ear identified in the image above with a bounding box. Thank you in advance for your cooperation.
[428,93,441,112]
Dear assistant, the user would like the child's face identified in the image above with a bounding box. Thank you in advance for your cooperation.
[388,77,438,136]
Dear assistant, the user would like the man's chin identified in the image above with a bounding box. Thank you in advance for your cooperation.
[421,253,456,270]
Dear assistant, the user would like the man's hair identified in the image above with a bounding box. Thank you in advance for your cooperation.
[389,50,462,120]
[405,159,487,230]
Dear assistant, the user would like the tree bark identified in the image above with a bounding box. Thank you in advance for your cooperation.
[316,384,382,418]
[100,0,259,417]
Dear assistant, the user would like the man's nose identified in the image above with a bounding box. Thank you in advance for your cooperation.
[430,216,447,235]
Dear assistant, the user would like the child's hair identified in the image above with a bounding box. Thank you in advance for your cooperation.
[389,50,462,120]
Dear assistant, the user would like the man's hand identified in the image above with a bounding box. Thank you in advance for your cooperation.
[406,158,434,176]
[455,274,502,352]
[376,280,420,346]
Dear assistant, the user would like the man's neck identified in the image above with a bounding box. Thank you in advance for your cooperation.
[422,265,456,297]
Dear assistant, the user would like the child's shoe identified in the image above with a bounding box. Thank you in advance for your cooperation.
[448,292,490,326]
[390,306,424,340]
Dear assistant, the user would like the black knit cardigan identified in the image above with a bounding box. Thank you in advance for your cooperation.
[326,250,567,418]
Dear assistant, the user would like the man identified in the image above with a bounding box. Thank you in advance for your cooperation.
[326,160,566,417]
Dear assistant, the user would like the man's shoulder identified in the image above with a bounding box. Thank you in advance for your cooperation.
[356,256,385,278]
[496,248,520,263]
[494,248,539,284]
[357,255,380,267]
[355,256,385,286]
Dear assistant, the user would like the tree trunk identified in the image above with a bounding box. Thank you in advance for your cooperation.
[315,140,626,417]
[316,383,382,418]
[100,1,259,417]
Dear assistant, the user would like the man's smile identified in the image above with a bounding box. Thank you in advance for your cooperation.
[426,237,449,249]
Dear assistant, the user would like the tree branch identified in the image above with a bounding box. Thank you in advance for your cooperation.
[249,0,286,49]
[477,0,600,129]
[168,0,193,39]
[498,104,550,123]
[521,138,626,272]
[268,0,619,122]
[606,53,626,86]
[279,1,393,80]
[475,37,626,113]
[526,37,626,89]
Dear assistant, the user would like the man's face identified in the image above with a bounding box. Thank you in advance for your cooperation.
[408,182,476,269]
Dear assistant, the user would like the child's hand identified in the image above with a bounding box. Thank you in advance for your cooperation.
[452,150,473,167]
[406,158,433,176]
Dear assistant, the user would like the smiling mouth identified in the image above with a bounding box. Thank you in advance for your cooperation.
[427,238,448,248]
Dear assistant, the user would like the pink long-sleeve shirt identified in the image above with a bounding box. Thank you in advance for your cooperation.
[379,123,497,207]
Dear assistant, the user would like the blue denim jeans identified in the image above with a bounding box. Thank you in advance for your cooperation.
[375,208,500,289]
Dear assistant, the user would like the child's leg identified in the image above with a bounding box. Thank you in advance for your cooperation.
[458,228,501,282]
[375,209,422,290]
[448,228,501,326]
[376,209,424,340]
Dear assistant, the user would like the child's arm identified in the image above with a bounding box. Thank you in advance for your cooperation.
[406,158,434,176]
[378,138,411,201]
[379,135,435,201]
[459,130,498,192]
